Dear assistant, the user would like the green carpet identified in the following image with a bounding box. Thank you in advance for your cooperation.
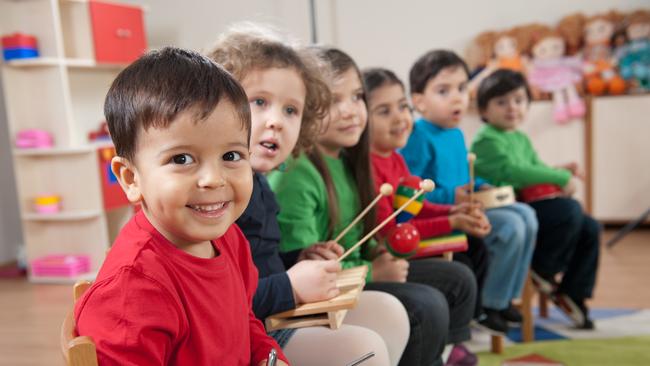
[477,336,650,366]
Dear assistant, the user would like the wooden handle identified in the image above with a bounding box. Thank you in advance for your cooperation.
[333,183,392,243]
[468,153,476,204]
[338,180,434,262]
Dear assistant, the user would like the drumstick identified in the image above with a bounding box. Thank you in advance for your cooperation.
[468,153,476,205]
[334,183,393,243]
[338,180,435,262]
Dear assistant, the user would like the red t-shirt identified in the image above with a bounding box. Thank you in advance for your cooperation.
[74,210,287,365]
[371,151,453,238]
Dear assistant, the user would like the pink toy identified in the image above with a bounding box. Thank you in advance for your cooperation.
[15,129,53,148]
[30,254,90,277]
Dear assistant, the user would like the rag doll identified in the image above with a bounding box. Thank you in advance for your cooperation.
[525,24,585,123]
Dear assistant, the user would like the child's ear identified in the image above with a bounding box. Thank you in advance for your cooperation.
[111,156,143,203]
[411,93,425,114]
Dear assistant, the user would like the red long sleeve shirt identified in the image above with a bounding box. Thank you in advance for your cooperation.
[74,210,287,365]
[371,151,453,238]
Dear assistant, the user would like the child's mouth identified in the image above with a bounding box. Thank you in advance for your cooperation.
[187,202,229,218]
[259,140,280,156]
[260,141,278,151]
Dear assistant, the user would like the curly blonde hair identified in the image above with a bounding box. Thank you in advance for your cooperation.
[205,23,331,156]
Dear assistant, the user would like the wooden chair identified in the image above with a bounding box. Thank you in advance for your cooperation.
[489,273,535,353]
[60,281,98,366]
[425,240,536,354]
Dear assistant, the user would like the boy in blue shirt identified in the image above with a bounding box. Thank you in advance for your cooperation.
[401,50,537,333]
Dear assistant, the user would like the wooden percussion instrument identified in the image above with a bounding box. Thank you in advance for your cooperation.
[473,186,516,209]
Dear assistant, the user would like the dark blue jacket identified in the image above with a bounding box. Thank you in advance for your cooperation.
[236,173,295,320]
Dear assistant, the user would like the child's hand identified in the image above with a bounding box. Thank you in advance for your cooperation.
[454,184,471,204]
[287,260,341,304]
[371,252,409,283]
[450,202,485,215]
[449,212,491,238]
[450,202,472,215]
[298,241,345,261]
[560,162,585,180]
[478,183,494,191]
[563,177,578,197]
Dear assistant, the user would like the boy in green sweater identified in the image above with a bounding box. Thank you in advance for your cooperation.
[471,69,600,330]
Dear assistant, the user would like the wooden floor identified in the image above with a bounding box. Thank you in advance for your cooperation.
[0,229,648,365]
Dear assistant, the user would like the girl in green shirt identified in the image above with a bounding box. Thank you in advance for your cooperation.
[471,69,600,330]
[270,47,478,366]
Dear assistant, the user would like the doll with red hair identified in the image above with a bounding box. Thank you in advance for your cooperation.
[523,23,585,123]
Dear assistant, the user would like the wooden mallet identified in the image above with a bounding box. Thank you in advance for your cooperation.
[334,183,393,243]
[338,179,435,262]
[467,153,476,205]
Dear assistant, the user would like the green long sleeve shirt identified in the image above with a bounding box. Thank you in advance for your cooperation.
[470,124,571,190]
[268,154,375,281]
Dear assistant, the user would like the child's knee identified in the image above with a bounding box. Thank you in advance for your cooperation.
[492,215,526,248]
[582,214,602,242]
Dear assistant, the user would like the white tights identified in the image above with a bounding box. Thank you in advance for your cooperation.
[282,290,409,366]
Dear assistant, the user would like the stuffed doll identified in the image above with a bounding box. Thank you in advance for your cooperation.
[615,9,650,92]
[559,11,626,96]
[525,24,586,123]
[468,27,532,97]
[474,28,530,73]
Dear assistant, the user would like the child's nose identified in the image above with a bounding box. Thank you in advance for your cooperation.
[197,163,226,189]
[265,107,284,130]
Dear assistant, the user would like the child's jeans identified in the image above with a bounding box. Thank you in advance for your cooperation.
[529,197,600,301]
[482,202,538,310]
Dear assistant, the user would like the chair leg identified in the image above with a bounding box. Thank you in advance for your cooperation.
[521,274,535,342]
[491,335,504,354]
[539,292,549,318]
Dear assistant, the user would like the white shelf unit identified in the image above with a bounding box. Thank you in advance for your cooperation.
[1,0,140,282]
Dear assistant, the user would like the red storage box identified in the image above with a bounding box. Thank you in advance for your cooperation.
[89,0,146,63]
[1,33,38,49]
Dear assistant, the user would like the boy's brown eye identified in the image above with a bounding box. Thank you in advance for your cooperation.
[171,154,194,165]
[223,151,242,162]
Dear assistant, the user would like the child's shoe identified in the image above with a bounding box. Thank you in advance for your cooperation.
[530,270,558,296]
[500,303,523,324]
[477,308,508,334]
[445,344,478,366]
[550,292,595,329]
[568,99,586,118]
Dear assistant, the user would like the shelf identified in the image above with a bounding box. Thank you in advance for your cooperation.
[22,209,102,222]
[65,58,128,69]
[13,142,114,157]
[3,57,61,68]
[3,57,127,69]
[29,270,98,284]
[14,146,94,156]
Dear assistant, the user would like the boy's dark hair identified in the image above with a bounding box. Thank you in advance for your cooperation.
[105,46,251,162]
[476,69,532,113]
[362,67,405,96]
[310,46,376,239]
[409,50,470,94]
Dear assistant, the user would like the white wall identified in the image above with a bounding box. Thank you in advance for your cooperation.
[317,0,649,84]
[123,0,313,51]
